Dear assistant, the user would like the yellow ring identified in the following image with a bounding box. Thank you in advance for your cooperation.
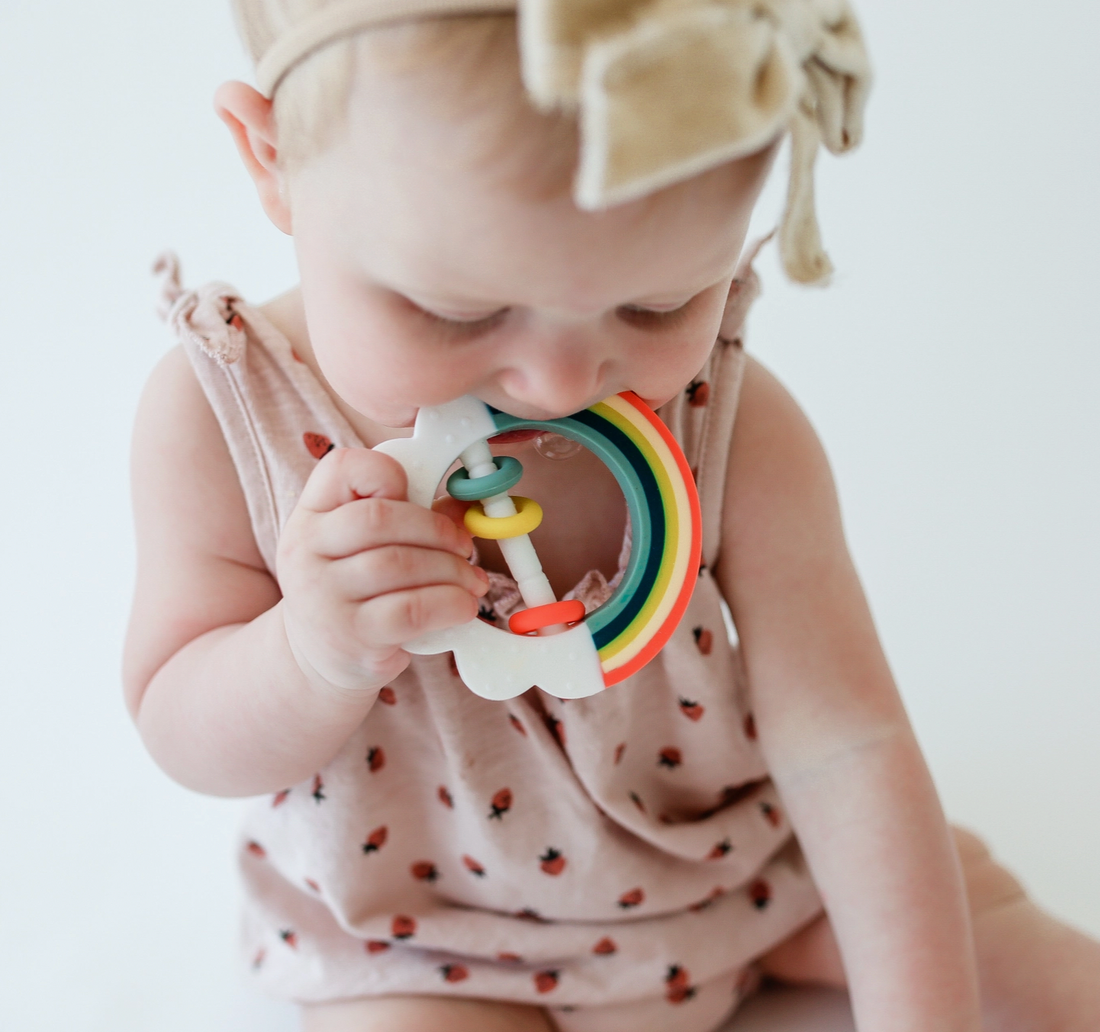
[464,496,543,540]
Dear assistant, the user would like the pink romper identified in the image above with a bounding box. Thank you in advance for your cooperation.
[162,255,822,1032]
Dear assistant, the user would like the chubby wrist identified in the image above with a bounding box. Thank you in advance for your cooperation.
[278,601,400,700]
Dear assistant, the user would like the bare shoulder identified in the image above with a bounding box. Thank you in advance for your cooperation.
[719,354,845,588]
[124,346,281,716]
[715,355,903,767]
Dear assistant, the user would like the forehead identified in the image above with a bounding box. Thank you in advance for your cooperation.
[289,63,772,309]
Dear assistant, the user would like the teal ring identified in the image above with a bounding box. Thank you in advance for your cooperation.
[447,455,524,502]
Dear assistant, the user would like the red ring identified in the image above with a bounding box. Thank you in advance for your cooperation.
[508,599,587,636]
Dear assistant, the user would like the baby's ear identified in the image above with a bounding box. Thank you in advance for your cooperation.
[214,81,292,235]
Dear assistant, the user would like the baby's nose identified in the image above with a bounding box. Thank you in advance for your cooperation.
[501,334,609,417]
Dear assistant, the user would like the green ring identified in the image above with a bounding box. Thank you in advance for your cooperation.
[446,455,524,501]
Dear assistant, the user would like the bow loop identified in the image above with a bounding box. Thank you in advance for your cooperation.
[574,1,802,207]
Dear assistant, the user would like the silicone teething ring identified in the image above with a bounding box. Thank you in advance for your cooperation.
[464,496,543,539]
[508,599,587,636]
[490,392,702,687]
[447,455,524,501]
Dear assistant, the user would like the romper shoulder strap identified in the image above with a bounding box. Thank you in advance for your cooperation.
[155,254,360,574]
[656,243,763,571]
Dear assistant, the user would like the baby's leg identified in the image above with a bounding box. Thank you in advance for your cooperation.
[301,995,556,1032]
[759,826,1100,1031]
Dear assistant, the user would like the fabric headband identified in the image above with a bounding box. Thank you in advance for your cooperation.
[254,0,872,284]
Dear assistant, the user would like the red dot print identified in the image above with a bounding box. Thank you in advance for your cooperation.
[760,801,782,827]
[618,887,644,909]
[362,825,388,854]
[743,713,758,740]
[749,879,772,910]
[366,746,385,772]
[498,951,523,962]
[488,788,513,819]
[629,791,646,814]
[378,686,397,705]
[365,940,390,954]
[302,432,335,460]
[687,380,710,407]
[462,854,486,877]
[304,878,320,893]
[657,747,682,770]
[246,841,266,859]
[271,789,290,807]
[279,929,298,949]
[438,785,454,808]
[692,626,713,655]
[534,970,560,994]
[311,774,325,802]
[707,838,732,860]
[678,697,705,721]
[391,915,417,939]
[539,848,566,876]
[666,964,697,1003]
[592,937,617,955]
[410,861,439,883]
[614,742,626,764]
[509,713,528,736]
[689,887,726,912]
[440,963,469,983]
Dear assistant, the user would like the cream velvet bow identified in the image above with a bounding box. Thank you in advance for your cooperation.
[256,0,871,282]
[521,0,871,282]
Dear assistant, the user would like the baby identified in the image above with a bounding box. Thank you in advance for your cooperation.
[125,2,1100,1030]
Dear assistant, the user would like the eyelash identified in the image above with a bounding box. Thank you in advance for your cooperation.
[616,302,694,330]
[417,307,510,338]
[415,300,694,338]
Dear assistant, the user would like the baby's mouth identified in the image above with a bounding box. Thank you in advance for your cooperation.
[486,428,543,445]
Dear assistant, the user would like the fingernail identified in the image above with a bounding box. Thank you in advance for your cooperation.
[473,566,490,587]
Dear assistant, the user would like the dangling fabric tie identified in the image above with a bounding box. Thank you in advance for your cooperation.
[254,0,871,284]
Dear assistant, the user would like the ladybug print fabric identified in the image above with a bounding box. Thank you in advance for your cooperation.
[181,289,820,1028]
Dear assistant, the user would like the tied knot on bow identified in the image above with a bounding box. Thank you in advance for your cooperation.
[521,0,871,282]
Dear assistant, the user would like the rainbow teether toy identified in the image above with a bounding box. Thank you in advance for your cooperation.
[374,392,700,701]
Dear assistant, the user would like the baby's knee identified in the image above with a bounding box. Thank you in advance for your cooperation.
[301,995,555,1032]
[950,825,1027,918]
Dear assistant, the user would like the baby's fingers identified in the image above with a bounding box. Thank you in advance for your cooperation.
[334,545,488,601]
[356,585,482,647]
[298,447,407,513]
[314,498,473,560]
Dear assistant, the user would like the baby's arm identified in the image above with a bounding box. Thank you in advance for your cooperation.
[717,358,982,1032]
[123,347,485,797]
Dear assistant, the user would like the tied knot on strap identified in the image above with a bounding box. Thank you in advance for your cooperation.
[153,252,247,364]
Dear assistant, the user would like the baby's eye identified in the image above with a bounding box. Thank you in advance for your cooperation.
[616,300,693,330]
[415,304,510,338]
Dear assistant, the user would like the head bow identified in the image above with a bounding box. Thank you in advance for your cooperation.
[254,0,871,282]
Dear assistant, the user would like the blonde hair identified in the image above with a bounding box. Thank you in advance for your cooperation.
[230,1,577,194]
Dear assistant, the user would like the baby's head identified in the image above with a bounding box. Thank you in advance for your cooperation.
[218,0,869,425]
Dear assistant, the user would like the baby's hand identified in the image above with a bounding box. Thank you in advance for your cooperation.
[277,447,488,694]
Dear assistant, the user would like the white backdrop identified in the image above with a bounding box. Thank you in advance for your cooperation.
[1,1,1097,1029]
